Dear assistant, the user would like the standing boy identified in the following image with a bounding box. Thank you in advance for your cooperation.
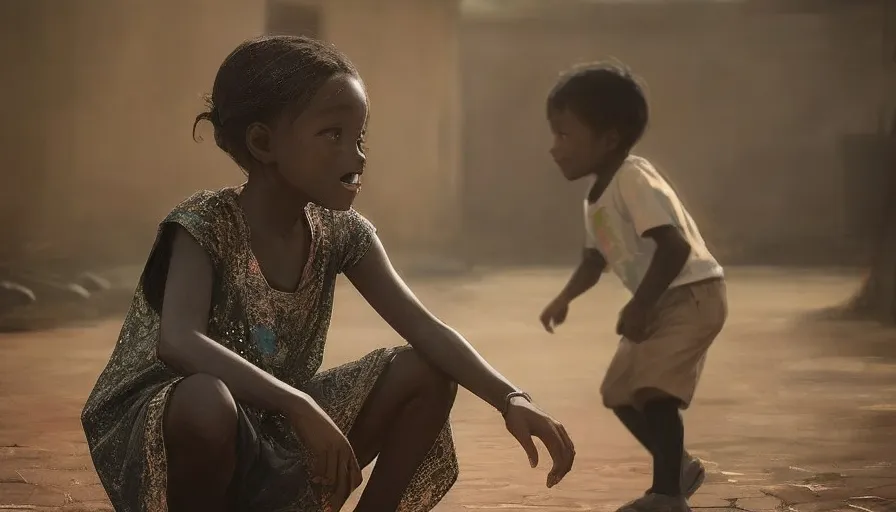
[539,62,727,512]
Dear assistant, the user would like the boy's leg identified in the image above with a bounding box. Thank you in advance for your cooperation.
[613,405,705,497]
[641,393,684,496]
[604,349,656,453]
[613,406,655,455]
[606,280,726,511]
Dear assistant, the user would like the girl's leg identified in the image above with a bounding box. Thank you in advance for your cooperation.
[347,348,457,512]
[164,373,239,512]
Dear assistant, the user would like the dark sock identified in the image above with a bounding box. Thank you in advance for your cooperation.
[613,406,656,456]
[643,398,684,497]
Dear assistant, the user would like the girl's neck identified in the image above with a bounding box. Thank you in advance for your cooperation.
[239,170,311,236]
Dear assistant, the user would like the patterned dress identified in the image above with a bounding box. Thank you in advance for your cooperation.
[81,187,459,511]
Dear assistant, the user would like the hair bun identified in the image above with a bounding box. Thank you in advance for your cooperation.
[208,107,223,127]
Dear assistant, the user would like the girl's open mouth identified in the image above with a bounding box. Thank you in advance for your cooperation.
[340,173,361,190]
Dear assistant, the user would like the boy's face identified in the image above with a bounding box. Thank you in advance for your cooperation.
[548,107,618,181]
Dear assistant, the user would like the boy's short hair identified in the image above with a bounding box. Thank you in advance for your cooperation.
[547,61,649,151]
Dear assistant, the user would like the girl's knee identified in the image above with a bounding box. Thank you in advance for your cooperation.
[393,349,457,408]
[165,373,239,454]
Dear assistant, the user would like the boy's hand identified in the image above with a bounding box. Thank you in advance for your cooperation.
[539,296,570,333]
[617,299,651,342]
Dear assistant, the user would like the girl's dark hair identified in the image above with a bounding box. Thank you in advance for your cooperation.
[547,62,649,151]
[193,35,359,171]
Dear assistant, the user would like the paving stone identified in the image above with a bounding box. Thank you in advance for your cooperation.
[845,496,896,512]
[60,503,113,512]
[787,502,847,512]
[737,496,786,511]
[762,483,823,504]
[867,485,896,499]
[690,494,735,508]
[0,482,37,506]
[59,483,106,505]
[14,469,97,489]
[0,482,66,508]
[0,471,25,485]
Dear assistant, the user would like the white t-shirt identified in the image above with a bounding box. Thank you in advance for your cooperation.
[584,155,724,294]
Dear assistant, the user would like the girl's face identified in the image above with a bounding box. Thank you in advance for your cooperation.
[548,106,618,181]
[251,74,369,211]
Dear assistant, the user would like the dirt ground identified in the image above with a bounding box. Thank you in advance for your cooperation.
[1,268,895,512]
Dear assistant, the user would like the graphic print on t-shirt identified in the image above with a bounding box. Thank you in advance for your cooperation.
[590,206,641,291]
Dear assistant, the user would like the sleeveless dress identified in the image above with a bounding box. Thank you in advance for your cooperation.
[81,187,459,511]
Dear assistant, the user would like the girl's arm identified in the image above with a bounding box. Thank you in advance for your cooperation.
[345,236,576,487]
[157,226,362,501]
[157,225,308,413]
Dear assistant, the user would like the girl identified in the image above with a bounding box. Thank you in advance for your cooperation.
[81,35,575,512]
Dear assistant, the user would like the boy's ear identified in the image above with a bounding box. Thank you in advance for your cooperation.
[604,128,622,151]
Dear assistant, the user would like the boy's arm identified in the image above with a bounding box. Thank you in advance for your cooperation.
[617,167,691,309]
[556,247,607,303]
[557,198,608,304]
[634,227,690,308]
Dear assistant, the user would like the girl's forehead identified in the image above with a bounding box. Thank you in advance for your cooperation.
[306,75,368,113]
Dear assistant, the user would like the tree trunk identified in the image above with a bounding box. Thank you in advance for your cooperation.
[845,204,896,323]
[840,133,896,323]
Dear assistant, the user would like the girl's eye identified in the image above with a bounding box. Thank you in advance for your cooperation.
[322,128,342,141]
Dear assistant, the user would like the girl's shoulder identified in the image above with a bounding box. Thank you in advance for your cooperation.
[165,187,241,224]
[160,187,244,266]
[309,204,375,237]
[309,205,377,273]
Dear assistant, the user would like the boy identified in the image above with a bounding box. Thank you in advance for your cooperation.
[539,62,727,512]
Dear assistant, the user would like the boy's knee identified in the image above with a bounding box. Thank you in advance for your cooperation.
[634,387,682,411]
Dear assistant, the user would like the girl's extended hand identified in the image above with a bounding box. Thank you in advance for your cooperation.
[503,397,576,488]
[285,394,362,511]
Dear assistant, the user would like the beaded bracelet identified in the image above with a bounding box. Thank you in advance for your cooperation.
[502,390,532,417]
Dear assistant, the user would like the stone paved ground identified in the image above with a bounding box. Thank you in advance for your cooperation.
[1,268,895,511]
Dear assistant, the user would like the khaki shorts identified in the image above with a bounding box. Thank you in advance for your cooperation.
[600,278,727,410]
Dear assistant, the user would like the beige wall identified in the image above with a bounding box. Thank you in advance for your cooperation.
[1,0,464,269]
[0,0,265,266]
[317,0,464,253]
[9,0,877,269]
[460,1,889,265]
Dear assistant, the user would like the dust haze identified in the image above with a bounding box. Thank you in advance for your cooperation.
[2,1,889,270]
[1,1,894,511]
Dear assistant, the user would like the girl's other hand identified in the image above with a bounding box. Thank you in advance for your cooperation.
[284,393,362,510]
